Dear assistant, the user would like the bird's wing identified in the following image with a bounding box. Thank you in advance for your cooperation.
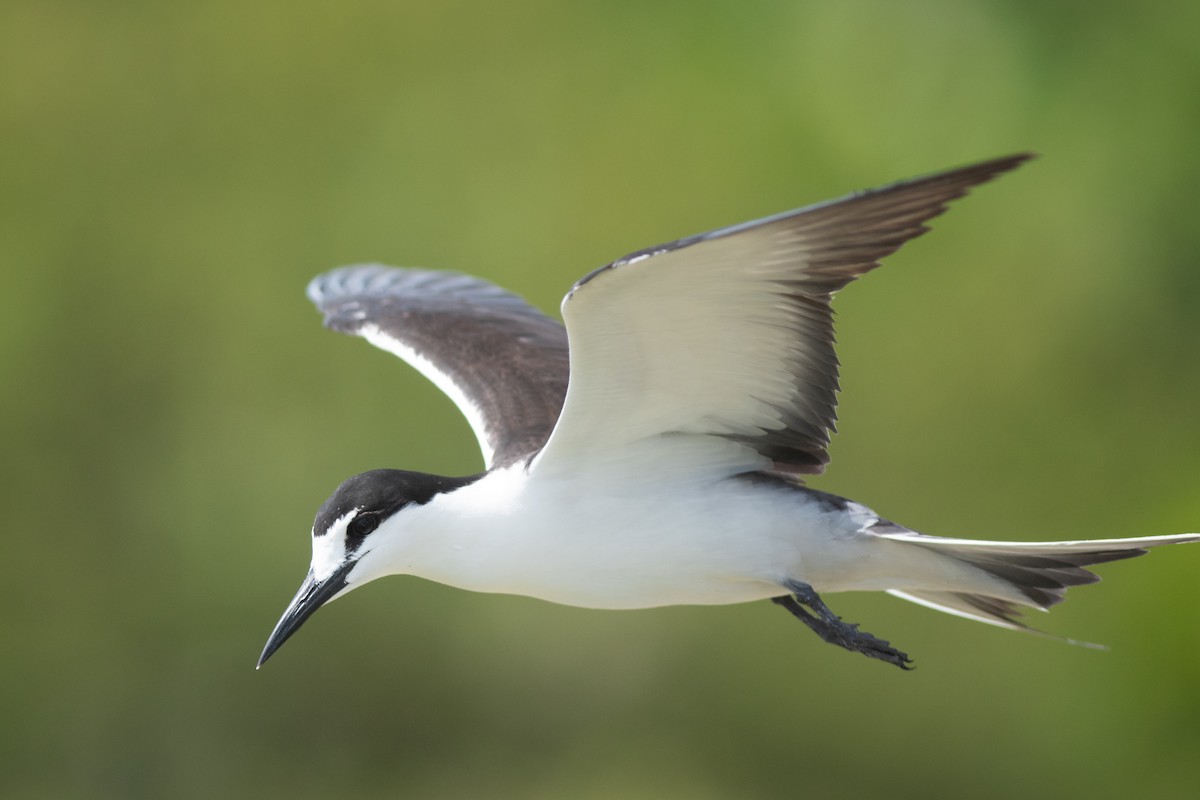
[308,265,570,469]
[532,154,1031,476]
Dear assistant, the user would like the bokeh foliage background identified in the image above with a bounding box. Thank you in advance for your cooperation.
[3,1,1200,798]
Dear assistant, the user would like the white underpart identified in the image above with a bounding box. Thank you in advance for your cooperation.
[336,446,1200,614]
[343,456,1015,610]
[360,323,496,468]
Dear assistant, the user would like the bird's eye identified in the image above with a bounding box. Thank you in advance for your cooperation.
[348,513,379,539]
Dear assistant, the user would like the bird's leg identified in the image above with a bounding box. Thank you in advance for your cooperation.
[773,580,913,670]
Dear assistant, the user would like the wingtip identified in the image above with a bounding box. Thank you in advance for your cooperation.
[984,151,1037,175]
[909,151,1037,192]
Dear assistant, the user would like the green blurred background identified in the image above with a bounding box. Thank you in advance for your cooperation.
[4,1,1199,798]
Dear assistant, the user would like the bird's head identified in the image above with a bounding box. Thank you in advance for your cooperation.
[257,468,476,667]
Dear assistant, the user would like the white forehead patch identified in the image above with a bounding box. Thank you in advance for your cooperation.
[311,510,355,582]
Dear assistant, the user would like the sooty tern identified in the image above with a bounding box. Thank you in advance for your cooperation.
[259,154,1198,670]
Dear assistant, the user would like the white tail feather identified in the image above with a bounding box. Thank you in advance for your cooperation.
[875,531,1200,640]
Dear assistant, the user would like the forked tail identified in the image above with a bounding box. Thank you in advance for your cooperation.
[875,531,1199,643]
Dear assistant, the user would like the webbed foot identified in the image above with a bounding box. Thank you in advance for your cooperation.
[773,580,913,670]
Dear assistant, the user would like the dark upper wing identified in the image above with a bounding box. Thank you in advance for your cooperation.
[533,154,1032,476]
[307,265,570,468]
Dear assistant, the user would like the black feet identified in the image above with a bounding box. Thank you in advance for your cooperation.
[773,581,913,670]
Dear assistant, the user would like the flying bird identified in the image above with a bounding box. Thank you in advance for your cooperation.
[259,154,1198,670]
